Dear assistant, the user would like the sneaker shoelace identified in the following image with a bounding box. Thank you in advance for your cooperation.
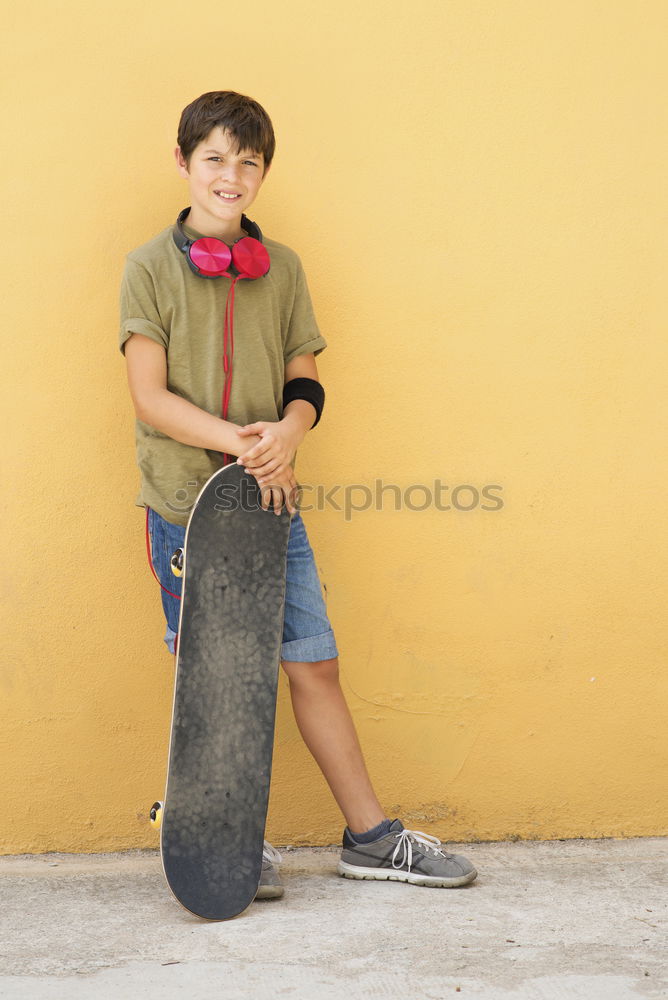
[262,841,283,867]
[391,828,454,871]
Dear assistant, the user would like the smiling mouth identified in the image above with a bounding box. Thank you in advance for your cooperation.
[214,191,242,201]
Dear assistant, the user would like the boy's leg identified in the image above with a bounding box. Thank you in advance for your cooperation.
[281,656,387,833]
[280,512,388,834]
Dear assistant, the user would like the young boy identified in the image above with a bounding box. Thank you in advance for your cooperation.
[119,90,477,897]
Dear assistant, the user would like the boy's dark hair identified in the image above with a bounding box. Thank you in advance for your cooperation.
[177,91,275,172]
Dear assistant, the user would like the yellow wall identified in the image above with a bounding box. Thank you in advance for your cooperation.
[3,0,666,853]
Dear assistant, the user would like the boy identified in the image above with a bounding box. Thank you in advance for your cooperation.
[120,90,477,897]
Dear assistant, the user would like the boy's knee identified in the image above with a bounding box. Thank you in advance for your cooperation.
[282,656,339,685]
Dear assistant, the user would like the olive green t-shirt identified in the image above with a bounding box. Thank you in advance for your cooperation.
[119,221,327,526]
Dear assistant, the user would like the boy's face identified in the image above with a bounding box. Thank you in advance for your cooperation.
[174,126,269,239]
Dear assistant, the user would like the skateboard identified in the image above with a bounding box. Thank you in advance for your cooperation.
[150,462,291,920]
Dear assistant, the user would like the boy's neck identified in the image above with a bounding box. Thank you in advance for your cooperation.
[185,205,246,243]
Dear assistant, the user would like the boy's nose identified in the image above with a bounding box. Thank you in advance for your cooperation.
[219,163,240,182]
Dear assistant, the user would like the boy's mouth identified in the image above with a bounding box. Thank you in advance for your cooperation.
[214,190,242,202]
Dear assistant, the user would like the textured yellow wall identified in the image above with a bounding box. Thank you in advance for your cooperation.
[3,1,666,853]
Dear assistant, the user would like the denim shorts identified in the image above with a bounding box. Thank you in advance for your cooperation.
[146,506,338,662]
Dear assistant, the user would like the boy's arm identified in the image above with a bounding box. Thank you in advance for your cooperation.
[280,352,320,440]
[124,333,262,457]
[236,353,320,476]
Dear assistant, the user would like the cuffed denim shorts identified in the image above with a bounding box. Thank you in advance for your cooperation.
[147,506,339,662]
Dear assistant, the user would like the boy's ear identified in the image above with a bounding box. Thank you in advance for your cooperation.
[174,146,189,178]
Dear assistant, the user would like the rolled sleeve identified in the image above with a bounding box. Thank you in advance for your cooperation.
[283,258,327,364]
[119,258,169,354]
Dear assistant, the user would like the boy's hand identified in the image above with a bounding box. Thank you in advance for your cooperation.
[258,464,299,516]
[236,419,304,481]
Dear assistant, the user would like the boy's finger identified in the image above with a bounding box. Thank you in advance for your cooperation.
[237,440,270,464]
[237,445,262,462]
[246,455,285,477]
[238,422,267,436]
[254,460,283,482]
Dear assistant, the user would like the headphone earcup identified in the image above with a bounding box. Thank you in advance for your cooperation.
[231,237,270,279]
[188,237,232,277]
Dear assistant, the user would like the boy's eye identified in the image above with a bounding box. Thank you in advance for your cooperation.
[207,156,259,166]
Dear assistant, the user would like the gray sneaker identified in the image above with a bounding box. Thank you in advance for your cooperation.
[254,841,284,899]
[338,819,477,887]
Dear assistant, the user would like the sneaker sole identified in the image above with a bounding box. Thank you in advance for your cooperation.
[337,860,477,888]
[254,884,284,900]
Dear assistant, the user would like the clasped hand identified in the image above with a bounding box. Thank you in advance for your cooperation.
[237,419,301,515]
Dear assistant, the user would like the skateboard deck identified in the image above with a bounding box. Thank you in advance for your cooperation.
[159,462,291,920]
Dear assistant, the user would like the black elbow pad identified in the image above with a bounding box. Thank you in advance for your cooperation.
[282,377,325,427]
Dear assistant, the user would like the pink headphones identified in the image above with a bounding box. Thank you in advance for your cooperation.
[172,207,270,279]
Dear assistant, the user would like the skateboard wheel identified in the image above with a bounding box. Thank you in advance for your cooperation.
[170,548,184,577]
[149,801,163,830]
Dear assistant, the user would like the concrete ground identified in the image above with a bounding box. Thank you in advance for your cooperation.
[0,837,666,1000]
